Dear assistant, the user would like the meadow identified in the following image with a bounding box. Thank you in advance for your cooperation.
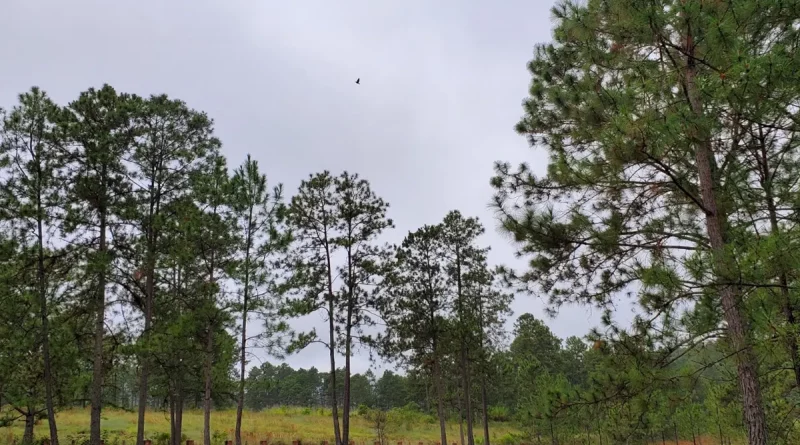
[2,407,523,445]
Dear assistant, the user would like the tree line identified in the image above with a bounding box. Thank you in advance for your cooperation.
[0,85,514,445]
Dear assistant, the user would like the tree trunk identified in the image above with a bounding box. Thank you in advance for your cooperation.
[327,299,341,445]
[674,422,679,445]
[23,411,35,445]
[480,375,490,445]
[477,297,490,445]
[37,193,58,445]
[236,218,253,445]
[455,248,475,445]
[176,392,184,445]
[549,419,556,445]
[459,406,466,445]
[136,212,157,445]
[342,228,355,445]
[203,322,213,445]
[90,208,108,445]
[433,350,448,445]
[683,22,767,445]
[758,135,800,388]
[169,393,176,445]
[235,308,248,445]
[342,323,352,445]
[324,237,341,445]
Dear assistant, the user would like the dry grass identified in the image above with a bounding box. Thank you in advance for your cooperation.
[3,407,521,444]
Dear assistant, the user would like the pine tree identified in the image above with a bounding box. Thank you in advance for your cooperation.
[440,210,485,445]
[491,2,800,443]
[125,93,222,445]
[229,154,289,445]
[191,153,237,445]
[284,171,392,445]
[333,172,393,445]
[61,85,137,445]
[382,223,451,445]
[283,171,343,445]
[0,87,66,445]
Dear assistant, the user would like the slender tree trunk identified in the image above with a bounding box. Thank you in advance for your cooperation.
[341,228,355,445]
[343,323,352,445]
[683,22,767,445]
[136,202,158,445]
[203,241,217,445]
[235,308,248,445]
[459,405,466,445]
[176,392,183,445]
[90,208,108,445]
[477,297,490,445]
[480,375,490,445]
[455,248,475,445]
[37,192,58,445]
[169,393,176,445]
[758,136,800,388]
[203,322,213,445]
[549,419,556,445]
[236,215,254,445]
[433,347,448,445]
[324,238,342,445]
[23,411,35,445]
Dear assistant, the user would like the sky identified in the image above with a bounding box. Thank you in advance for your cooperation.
[1,0,626,374]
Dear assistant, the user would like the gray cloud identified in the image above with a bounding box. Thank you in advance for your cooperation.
[1,0,619,374]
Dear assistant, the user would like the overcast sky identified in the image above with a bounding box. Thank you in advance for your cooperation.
[1,0,630,374]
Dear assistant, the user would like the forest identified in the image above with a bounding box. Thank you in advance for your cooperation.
[2,1,800,445]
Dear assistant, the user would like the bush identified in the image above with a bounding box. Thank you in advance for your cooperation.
[488,405,511,422]
[496,433,523,445]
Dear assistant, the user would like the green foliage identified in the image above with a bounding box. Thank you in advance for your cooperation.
[486,406,510,423]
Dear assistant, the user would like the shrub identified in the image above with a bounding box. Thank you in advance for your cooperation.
[496,432,523,445]
[488,405,511,422]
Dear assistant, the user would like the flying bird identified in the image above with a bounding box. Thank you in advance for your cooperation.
[355,78,360,84]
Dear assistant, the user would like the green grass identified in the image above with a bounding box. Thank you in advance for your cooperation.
[3,407,522,444]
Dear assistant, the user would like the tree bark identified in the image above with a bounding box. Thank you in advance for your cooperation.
[203,238,217,445]
[176,392,183,445]
[203,322,213,445]
[36,180,58,445]
[758,132,800,388]
[343,324,352,445]
[324,234,342,445]
[682,22,767,445]
[433,347,448,445]
[236,210,254,445]
[23,411,35,445]
[136,197,158,445]
[342,239,355,445]
[459,403,466,445]
[480,375,490,445]
[477,295,489,445]
[169,393,176,445]
[90,205,108,445]
[455,248,474,445]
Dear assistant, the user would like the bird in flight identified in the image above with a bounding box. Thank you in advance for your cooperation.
[355,78,360,84]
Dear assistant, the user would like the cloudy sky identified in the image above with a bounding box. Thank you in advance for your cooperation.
[2,0,625,374]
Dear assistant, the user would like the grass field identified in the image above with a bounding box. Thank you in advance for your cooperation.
[2,407,522,444]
